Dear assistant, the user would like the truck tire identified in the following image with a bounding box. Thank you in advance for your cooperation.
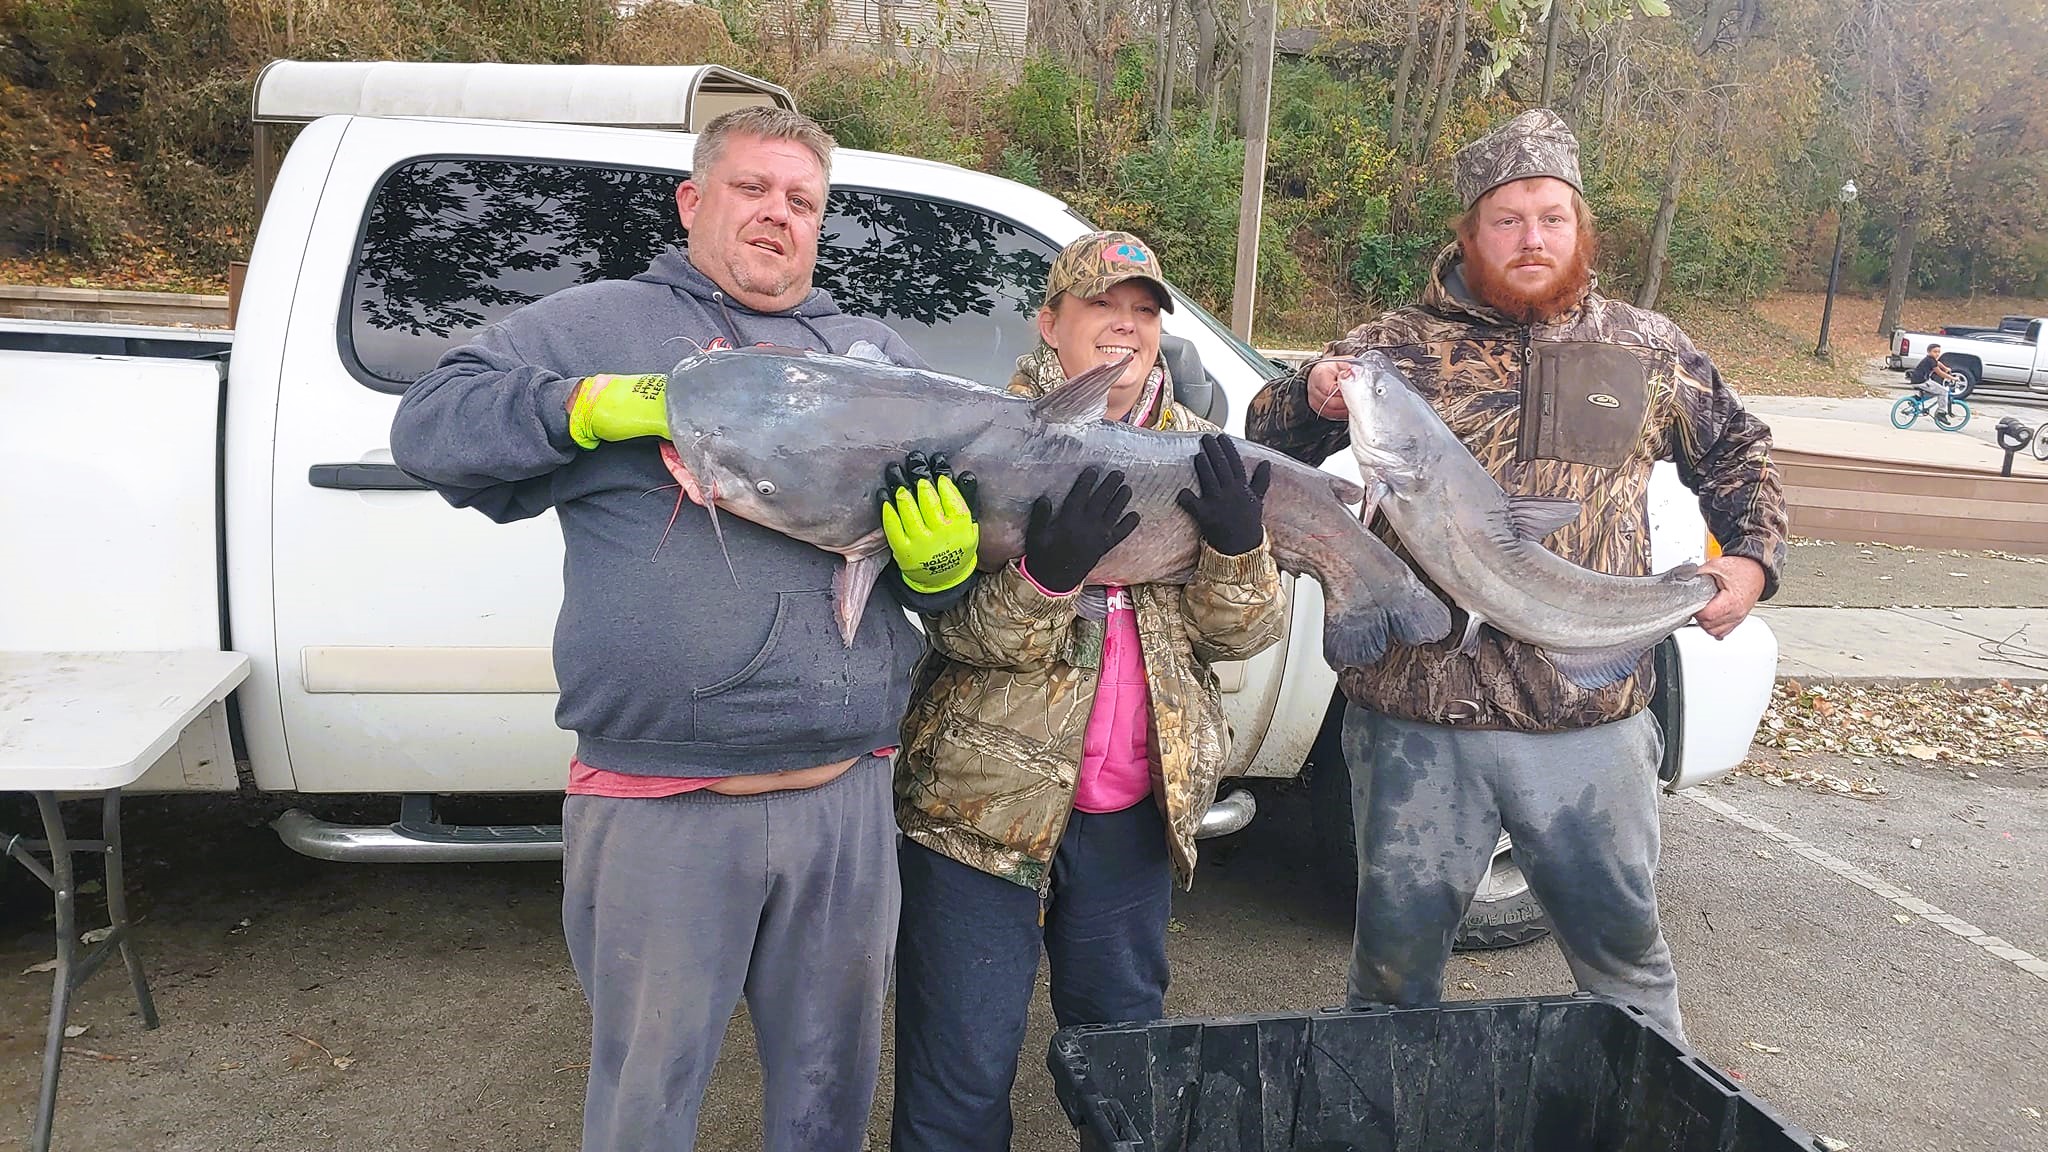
[1307,701,1552,951]
[1939,357,1979,399]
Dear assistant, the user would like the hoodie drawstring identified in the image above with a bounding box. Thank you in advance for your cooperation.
[709,291,746,349]
[708,289,839,355]
[792,311,833,351]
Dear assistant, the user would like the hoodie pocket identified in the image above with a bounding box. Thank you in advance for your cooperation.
[692,590,898,750]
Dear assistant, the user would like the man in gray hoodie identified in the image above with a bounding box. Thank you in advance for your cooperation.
[390,107,974,1152]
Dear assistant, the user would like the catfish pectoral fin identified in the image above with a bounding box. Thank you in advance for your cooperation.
[832,552,889,647]
[1457,612,1487,657]
[1544,643,1656,691]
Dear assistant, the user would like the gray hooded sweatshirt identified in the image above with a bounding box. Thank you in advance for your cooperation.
[390,249,929,777]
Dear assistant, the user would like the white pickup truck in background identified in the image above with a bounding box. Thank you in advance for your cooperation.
[0,60,1779,950]
[1888,317,2048,398]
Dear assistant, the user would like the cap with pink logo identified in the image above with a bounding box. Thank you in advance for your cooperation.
[1042,231,1175,313]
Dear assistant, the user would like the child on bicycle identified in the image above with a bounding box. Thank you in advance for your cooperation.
[1908,343,1961,420]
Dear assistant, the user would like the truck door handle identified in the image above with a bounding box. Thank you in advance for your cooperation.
[308,463,432,491]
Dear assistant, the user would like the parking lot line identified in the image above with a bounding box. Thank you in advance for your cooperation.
[1679,787,2048,985]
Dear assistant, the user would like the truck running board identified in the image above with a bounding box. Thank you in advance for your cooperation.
[274,787,1258,863]
[273,795,563,863]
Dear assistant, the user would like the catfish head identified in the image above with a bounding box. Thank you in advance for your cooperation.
[661,349,890,560]
[1330,351,1439,511]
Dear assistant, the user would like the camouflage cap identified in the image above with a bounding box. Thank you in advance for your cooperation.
[1452,108,1584,209]
[1043,231,1175,313]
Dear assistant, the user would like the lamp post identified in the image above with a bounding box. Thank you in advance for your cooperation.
[1815,178,1858,357]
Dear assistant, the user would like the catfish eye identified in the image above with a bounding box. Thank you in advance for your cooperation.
[756,480,777,496]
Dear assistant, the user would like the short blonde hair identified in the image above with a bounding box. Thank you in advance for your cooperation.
[692,106,836,185]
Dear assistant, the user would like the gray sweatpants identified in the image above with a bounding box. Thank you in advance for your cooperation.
[1341,708,1683,1037]
[562,754,899,1152]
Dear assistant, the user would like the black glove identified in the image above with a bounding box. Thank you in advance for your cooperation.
[1175,434,1270,556]
[1023,467,1141,595]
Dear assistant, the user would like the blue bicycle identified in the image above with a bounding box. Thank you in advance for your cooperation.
[1891,389,1971,432]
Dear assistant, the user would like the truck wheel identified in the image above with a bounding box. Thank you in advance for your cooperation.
[1456,834,1553,949]
[1940,358,1979,399]
[1307,703,1552,951]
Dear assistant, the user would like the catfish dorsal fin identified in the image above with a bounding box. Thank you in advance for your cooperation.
[1506,495,1583,541]
[1031,355,1131,423]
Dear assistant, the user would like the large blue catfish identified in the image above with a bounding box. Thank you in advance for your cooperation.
[1334,350,1722,689]
[661,347,1451,669]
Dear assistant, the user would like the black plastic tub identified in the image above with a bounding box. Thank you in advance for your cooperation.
[1046,996,1822,1152]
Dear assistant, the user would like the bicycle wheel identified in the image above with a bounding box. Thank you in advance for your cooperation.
[2033,423,2048,460]
[1890,396,1921,429]
[1934,400,1971,431]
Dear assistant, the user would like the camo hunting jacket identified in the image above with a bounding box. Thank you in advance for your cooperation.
[895,347,1288,891]
[1245,245,1786,733]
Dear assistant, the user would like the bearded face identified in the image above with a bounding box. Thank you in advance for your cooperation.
[1457,176,1597,325]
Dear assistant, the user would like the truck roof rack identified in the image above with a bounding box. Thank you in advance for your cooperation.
[251,59,794,130]
[246,59,796,217]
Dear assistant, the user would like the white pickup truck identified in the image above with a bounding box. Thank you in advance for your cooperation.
[0,60,1778,950]
[1888,318,2048,398]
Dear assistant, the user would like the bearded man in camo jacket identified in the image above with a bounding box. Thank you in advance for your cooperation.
[1245,109,1788,1037]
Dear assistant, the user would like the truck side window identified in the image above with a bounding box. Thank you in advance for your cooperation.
[813,193,1055,385]
[342,158,1058,393]
[344,159,685,392]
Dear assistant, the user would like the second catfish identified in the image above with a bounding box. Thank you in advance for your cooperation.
[1333,350,1721,690]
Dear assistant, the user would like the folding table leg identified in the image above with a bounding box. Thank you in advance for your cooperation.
[102,790,158,1029]
[30,791,75,1152]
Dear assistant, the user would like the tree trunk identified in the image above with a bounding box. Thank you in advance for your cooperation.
[1093,0,1116,105]
[1539,1,1563,106]
[1154,0,1178,131]
[1411,14,1452,161]
[1390,0,1420,147]
[1237,0,1259,133]
[1637,132,1688,310]
[1192,0,1220,96]
[1879,205,1918,337]
[1418,1,1467,161]
[1563,29,1598,121]
[1694,0,1737,54]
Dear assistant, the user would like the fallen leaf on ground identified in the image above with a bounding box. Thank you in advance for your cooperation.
[1753,682,2048,769]
[1743,1041,1785,1054]
[1166,918,1186,934]
[62,1025,88,1039]
[63,1047,136,1063]
[21,960,57,975]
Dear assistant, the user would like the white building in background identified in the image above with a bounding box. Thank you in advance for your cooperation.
[618,0,1026,60]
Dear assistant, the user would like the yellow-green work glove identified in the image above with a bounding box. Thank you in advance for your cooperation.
[568,373,670,450]
[880,451,979,595]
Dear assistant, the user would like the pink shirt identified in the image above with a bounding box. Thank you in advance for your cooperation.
[1074,587,1157,813]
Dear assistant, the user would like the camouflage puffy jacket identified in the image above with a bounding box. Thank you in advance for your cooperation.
[895,346,1289,891]
[1246,245,1787,733]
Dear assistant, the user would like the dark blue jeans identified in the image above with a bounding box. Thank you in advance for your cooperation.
[890,799,1173,1152]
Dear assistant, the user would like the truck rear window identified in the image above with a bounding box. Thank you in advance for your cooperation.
[343,158,1056,392]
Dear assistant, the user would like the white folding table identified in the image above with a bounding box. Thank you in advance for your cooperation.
[0,650,249,1152]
